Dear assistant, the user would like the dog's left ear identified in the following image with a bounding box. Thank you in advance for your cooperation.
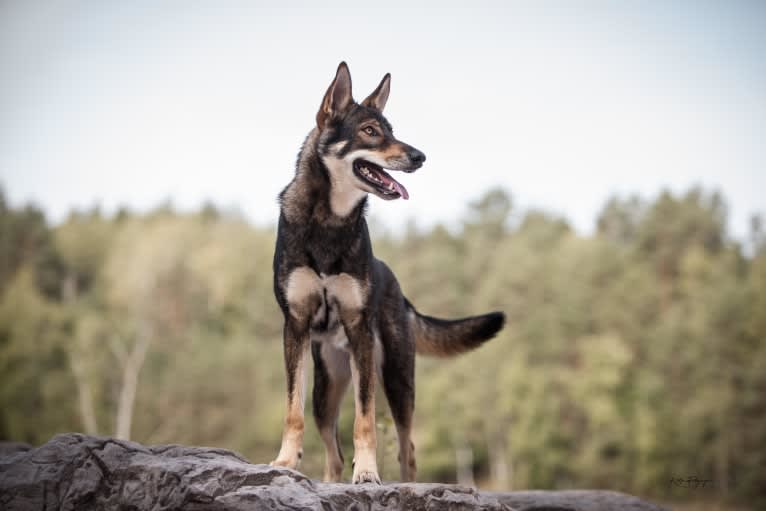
[361,73,390,112]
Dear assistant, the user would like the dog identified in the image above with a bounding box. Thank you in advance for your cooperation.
[270,62,505,484]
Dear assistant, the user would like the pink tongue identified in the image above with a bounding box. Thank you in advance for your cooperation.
[391,179,409,200]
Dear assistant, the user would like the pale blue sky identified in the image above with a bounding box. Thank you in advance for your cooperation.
[1,1,764,238]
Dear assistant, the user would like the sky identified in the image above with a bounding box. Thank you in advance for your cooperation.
[1,1,764,239]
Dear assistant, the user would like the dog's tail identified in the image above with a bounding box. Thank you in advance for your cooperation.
[405,299,505,357]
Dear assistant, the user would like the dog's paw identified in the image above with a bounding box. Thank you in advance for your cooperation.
[270,451,302,470]
[352,469,381,485]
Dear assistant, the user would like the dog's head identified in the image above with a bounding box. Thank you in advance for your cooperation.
[316,62,425,202]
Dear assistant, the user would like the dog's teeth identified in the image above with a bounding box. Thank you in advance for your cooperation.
[359,165,387,185]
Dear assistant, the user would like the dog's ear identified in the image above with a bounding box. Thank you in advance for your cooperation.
[317,62,353,128]
[361,73,390,112]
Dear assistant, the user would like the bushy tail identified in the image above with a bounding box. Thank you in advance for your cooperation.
[406,299,505,357]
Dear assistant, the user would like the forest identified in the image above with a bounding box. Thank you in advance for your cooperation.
[0,185,764,509]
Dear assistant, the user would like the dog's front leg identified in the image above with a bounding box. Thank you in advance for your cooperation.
[346,316,380,484]
[271,318,311,470]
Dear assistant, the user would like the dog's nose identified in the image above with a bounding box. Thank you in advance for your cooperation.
[408,149,426,165]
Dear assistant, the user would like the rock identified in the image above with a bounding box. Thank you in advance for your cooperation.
[0,433,668,511]
[0,442,31,458]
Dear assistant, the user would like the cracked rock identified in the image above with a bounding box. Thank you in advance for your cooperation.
[0,433,668,511]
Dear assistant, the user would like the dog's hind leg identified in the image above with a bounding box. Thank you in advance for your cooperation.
[312,342,351,482]
[381,322,417,482]
[383,380,416,481]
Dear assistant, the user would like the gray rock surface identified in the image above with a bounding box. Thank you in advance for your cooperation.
[0,433,669,510]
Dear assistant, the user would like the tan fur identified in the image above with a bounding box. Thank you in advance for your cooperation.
[324,273,366,312]
[284,268,367,352]
[349,354,379,483]
[380,143,411,161]
[287,267,367,315]
[271,343,310,469]
[395,422,417,481]
[285,267,322,320]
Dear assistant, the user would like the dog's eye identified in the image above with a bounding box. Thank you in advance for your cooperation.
[363,126,377,137]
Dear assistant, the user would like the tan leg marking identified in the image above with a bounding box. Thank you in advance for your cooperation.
[350,354,379,484]
[395,422,417,482]
[271,336,310,469]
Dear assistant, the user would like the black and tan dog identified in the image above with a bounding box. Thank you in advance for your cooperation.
[270,62,505,484]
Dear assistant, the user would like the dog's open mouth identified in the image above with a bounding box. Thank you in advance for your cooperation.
[353,160,409,200]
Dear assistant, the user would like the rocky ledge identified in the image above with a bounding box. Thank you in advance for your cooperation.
[0,433,668,510]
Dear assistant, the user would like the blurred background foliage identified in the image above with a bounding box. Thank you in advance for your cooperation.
[1,185,764,510]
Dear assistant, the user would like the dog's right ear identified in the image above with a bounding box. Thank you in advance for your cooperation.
[316,62,353,129]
